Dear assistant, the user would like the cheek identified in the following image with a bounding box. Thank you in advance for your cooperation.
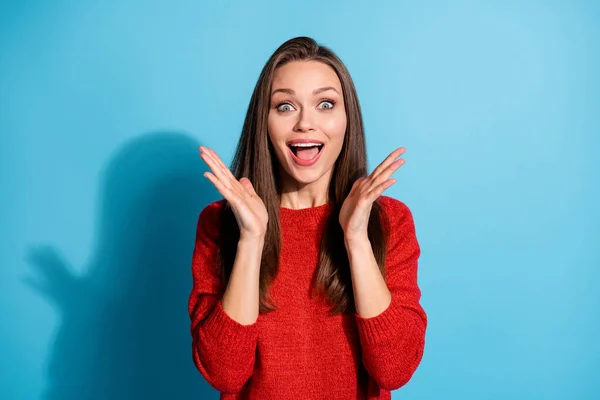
[267,115,291,143]
[322,115,347,146]
[267,119,284,147]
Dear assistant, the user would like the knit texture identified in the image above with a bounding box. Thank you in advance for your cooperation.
[188,195,427,399]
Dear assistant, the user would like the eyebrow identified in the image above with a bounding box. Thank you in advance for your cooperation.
[271,86,340,96]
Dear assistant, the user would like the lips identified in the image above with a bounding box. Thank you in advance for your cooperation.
[286,138,325,146]
[286,139,325,153]
[286,140,325,167]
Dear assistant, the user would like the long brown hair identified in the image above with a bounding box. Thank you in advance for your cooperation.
[218,36,388,315]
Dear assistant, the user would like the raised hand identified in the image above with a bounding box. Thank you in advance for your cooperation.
[199,146,268,240]
[339,147,406,241]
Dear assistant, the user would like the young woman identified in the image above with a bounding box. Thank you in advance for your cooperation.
[188,36,427,400]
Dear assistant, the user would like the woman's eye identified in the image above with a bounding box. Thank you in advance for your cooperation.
[276,100,334,112]
[318,100,335,110]
[277,103,294,112]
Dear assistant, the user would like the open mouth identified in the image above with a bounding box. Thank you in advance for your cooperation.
[287,143,324,160]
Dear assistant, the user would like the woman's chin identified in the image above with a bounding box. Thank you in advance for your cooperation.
[285,167,328,185]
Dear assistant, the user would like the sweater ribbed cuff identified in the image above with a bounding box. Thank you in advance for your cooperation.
[203,299,258,352]
[354,295,404,346]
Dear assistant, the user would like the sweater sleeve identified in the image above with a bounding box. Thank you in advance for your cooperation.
[354,197,427,391]
[188,200,258,393]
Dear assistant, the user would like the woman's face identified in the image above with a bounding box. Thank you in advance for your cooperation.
[267,60,347,189]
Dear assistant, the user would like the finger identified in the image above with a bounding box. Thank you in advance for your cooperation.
[370,147,404,178]
[370,147,405,180]
[350,177,367,194]
[202,147,237,181]
[240,177,258,196]
[200,151,251,204]
[203,171,239,204]
[200,151,237,190]
[199,148,228,177]
[367,178,396,200]
[368,158,404,191]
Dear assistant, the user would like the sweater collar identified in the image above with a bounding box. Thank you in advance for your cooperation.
[279,201,334,227]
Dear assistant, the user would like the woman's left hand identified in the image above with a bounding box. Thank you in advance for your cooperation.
[339,147,406,241]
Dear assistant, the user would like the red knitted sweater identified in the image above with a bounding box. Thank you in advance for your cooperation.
[188,195,427,399]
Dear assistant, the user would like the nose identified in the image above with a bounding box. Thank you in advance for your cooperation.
[293,108,316,133]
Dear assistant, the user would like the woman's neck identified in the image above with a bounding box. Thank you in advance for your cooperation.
[279,192,329,210]
[277,166,333,209]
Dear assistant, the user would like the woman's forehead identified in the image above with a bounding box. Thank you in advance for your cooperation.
[271,61,342,94]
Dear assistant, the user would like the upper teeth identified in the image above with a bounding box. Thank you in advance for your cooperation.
[290,143,321,147]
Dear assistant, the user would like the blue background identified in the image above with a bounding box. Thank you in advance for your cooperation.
[1,1,598,399]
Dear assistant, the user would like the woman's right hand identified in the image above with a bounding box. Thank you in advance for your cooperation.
[199,146,268,240]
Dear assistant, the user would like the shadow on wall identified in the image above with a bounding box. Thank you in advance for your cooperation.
[23,131,222,399]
